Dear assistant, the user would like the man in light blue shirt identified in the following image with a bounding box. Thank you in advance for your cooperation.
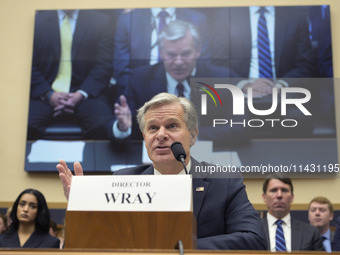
[308,196,334,252]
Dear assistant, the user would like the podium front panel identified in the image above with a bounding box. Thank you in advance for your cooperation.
[65,211,197,249]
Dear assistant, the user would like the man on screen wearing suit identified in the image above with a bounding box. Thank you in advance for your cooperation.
[28,10,115,139]
[57,92,267,250]
[110,20,249,146]
[113,7,210,89]
[261,173,324,251]
[211,6,316,97]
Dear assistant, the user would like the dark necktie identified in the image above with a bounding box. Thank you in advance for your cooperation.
[275,220,287,251]
[158,10,168,61]
[258,7,273,78]
[158,10,168,33]
[176,83,184,97]
[322,236,331,252]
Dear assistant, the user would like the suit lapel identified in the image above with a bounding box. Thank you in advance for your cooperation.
[132,9,153,60]
[231,7,251,76]
[274,7,285,74]
[140,165,154,175]
[149,64,168,94]
[45,11,61,57]
[5,232,21,247]
[72,10,88,58]
[291,219,302,250]
[262,217,270,250]
[22,231,42,248]
[191,158,210,220]
[192,178,209,220]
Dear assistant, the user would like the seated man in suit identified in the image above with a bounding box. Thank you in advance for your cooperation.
[308,196,334,252]
[261,173,324,251]
[57,92,267,250]
[211,6,316,97]
[28,10,115,139]
[110,19,250,146]
[113,7,210,89]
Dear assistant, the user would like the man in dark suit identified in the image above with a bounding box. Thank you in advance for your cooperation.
[261,173,323,251]
[57,92,267,250]
[113,8,210,88]
[110,19,249,146]
[28,10,115,139]
[211,6,316,97]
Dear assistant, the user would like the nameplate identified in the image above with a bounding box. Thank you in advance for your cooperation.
[67,175,192,212]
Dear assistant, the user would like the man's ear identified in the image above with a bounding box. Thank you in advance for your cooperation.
[190,128,199,146]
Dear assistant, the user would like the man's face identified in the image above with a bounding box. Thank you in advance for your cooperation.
[308,202,333,229]
[142,102,197,173]
[160,32,201,82]
[262,179,294,219]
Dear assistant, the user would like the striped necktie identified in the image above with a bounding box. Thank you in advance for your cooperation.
[52,13,73,92]
[258,7,273,78]
[275,220,287,251]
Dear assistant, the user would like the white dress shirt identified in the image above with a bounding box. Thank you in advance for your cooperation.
[267,212,292,252]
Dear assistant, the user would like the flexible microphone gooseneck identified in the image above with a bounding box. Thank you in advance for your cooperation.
[171,142,188,174]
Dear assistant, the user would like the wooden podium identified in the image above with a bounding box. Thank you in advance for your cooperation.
[65,175,196,249]
[65,211,197,249]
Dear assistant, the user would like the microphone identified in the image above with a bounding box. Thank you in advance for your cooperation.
[171,142,188,174]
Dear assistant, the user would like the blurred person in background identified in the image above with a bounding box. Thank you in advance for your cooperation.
[308,196,334,252]
[0,213,7,234]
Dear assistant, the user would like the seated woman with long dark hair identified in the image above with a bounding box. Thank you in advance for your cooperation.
[0,188,60,248]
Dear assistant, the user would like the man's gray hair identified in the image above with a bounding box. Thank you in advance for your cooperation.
[137,92,198,135]
[158,19,201,51]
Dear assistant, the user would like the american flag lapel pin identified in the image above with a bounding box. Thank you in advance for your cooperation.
[196,187,204,192]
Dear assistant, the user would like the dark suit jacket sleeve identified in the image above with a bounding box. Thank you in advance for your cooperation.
[196,177,267,250]
[332,216,340,251]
